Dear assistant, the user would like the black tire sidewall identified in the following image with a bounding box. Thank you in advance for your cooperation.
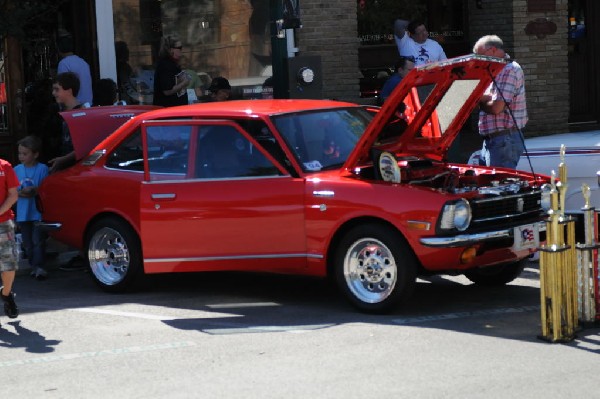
[464,259,527,286]
[334,224,417,313]
[85,217,143,292]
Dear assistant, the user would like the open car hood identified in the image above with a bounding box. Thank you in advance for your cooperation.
[344,55,507,170]
[60,105,159,160]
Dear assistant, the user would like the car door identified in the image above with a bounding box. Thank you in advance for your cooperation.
[138,119,307,273]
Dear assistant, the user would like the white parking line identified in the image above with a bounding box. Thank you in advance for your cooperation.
[392,305,540,325]
[0,341,196,368]
[72,307,179,320]
[206,302,280,309]
[203,323,335,335]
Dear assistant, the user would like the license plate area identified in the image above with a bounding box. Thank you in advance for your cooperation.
[513,223,539,251]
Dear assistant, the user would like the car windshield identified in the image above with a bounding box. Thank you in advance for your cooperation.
[272,107,373,172]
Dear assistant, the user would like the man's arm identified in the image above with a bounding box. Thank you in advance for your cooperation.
[48,151,76,173]
[479,94,506,115]
[0,187,18,216]
[479,66,517,115]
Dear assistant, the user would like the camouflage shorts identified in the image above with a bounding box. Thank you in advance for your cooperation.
[0,220,18,272]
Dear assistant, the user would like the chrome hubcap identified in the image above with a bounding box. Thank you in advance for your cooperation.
[88,227,130,286]
[343,238,397,304]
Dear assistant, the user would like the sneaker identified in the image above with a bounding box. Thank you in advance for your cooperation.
[59,255,86,271]
[34,267,48,281]
[1,290,18,318]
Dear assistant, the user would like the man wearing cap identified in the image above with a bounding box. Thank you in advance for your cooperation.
[205,77,232,102]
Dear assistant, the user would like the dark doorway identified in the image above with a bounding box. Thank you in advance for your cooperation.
[568,0,599,127]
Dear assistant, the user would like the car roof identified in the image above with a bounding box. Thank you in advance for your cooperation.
[138,99,361,120]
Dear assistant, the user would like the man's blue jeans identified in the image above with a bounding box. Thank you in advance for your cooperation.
[481,128,525,169]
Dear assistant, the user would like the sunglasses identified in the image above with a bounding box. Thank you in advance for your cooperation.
[171,45,183,50]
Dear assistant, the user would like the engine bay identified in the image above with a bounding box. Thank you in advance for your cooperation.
[358,154,541,196]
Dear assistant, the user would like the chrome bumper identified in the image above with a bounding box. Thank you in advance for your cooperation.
[420,221,545,248]
[37,222,62,231]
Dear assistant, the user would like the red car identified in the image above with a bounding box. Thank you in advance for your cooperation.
[38,55,551,313]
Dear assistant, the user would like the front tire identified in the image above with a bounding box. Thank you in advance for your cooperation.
[464,259,527,286]
[334,224,417,313]
[85,217,143,293]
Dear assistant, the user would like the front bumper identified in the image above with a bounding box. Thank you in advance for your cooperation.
[420,221,545,248]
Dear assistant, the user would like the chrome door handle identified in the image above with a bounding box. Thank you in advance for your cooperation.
[151,193,176,200]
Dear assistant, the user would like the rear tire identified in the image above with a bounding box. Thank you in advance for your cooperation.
[464,259,527,286]
[85,217,143,293]
[334,224,417,313]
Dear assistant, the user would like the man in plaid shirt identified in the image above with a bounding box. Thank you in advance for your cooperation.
[473,35,527,168]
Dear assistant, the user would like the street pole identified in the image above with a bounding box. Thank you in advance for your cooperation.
[270,0,289,99]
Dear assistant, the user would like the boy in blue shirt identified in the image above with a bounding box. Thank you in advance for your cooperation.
[15,136,49,280]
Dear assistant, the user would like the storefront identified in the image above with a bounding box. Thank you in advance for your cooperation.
[0,0,598,165]
[102,0,293,104]
[0,0,293,163]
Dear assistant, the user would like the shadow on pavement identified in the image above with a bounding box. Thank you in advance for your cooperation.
[11,259,600,352]
[0,321,62,353]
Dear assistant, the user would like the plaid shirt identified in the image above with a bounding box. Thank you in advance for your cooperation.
[478,59,528,136]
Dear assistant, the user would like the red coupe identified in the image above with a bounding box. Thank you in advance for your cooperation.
[38,55,551,312]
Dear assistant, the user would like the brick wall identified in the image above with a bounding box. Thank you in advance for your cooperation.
[296,0,360,101]
[469,0,570,136]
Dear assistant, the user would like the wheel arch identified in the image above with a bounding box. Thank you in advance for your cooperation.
[83,212,141,249]
[325,216,422,278]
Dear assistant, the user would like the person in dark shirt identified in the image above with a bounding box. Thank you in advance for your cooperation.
[204,77,232,102]
[380,56,415,103]
[152,35,189,107]
[48,72,85,172]
[93,78,118,106]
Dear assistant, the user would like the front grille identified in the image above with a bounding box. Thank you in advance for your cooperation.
[470,191,543,226]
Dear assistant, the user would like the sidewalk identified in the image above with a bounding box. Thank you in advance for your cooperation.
[16,238,79,277]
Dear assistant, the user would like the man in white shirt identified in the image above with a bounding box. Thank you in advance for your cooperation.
[394,19,447,66]
[57,35,93,106]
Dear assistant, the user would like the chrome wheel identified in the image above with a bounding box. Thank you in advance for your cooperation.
[343,237,397,304]
[88,226,131,286]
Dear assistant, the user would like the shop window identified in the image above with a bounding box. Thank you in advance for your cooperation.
[112,0,273,104]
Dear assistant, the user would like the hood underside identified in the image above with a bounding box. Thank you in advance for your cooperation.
[344,54,507,170]
[60,105,159,160]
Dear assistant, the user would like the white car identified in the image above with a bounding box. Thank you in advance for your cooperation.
[517,130,600,214]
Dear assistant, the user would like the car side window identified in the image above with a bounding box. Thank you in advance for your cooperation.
[146,125,191,180]
[195,125,283,179]
[105,128,144,171]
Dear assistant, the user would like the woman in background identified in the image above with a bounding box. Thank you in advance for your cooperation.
[153,35,189,107]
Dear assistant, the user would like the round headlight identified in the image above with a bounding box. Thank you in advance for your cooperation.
[453,199,472,231]
[540,183,552,211]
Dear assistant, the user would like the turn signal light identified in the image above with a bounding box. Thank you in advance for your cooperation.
[460,247,477,264]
